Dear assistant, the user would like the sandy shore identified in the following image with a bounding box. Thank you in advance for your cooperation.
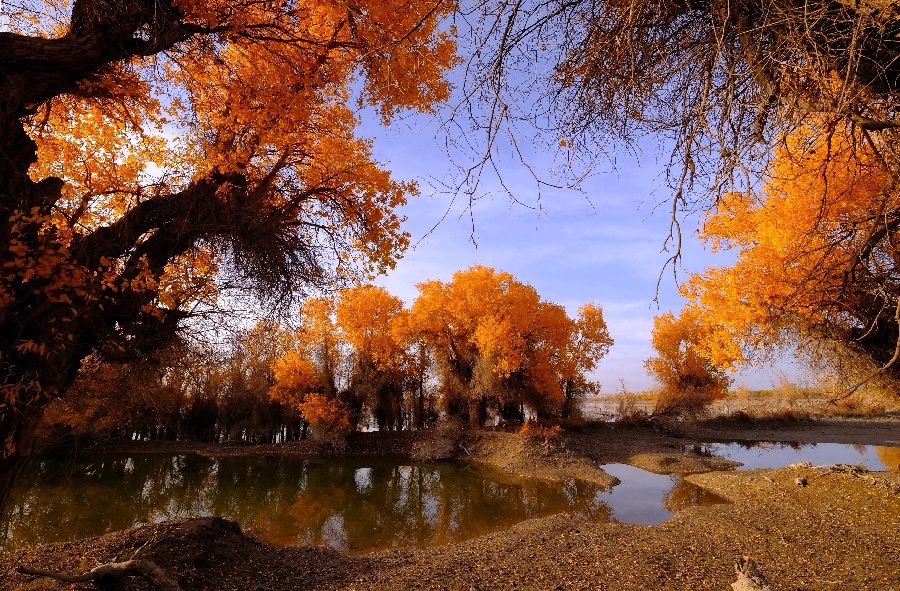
[2,417,899,590]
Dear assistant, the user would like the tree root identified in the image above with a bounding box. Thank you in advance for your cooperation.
[732,555,777,591]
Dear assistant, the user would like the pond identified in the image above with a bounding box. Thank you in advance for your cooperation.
[0,454,721,553]
[695,441,900,471]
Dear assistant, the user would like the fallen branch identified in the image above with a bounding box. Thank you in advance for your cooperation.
[17,559,180,590]
[732,555,777,591]
[17,528,181,591]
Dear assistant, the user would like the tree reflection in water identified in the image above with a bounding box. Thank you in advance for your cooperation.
[2,454,735,552]
[662,478,725,513]
[2,455,618,553]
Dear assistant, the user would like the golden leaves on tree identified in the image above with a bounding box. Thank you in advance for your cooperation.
[267,267,613,429]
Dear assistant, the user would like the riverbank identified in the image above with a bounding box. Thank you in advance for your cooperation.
[3,416,900,590]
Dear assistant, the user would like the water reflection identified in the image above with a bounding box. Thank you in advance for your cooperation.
[1,455,728,553]
[599,464,725,525]
[696,442,900,471]
[1,455,605,553]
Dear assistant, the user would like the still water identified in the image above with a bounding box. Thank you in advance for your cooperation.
[0,454,721,553]
[695,441,900,471]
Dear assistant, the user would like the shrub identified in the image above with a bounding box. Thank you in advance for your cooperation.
[518,420,562,441]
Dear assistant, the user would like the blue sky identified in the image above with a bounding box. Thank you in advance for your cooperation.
[358,111,800,392]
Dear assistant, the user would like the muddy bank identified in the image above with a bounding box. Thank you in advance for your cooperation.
[5,418,899,590]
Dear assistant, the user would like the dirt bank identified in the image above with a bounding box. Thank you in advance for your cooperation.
[4,418,899,590]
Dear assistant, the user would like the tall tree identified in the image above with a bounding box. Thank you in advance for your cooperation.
[0,0,457,509]
[410,265,612,425]
[336,285,408,431]
[269,296,348,429]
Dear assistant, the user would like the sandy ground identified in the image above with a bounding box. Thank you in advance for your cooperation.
[2,417,899,590]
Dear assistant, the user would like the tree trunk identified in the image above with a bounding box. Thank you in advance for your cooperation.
[0,406,40,512]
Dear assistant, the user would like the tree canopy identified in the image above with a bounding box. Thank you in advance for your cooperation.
[645,307,733,415]
[685,121,900,396]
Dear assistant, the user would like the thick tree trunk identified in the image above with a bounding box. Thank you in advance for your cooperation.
[0,406,40,512]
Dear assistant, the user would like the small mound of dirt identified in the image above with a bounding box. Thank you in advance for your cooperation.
[465,431,619,487]
[3,517,362,591]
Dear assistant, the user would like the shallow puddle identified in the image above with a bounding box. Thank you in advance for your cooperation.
[695,442,900,471]
[596,464,725,525]
[0,454,719,553]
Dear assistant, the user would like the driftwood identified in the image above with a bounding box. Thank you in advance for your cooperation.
[732,555,777,591]
[17,559,180,590]
[17,528,181,590]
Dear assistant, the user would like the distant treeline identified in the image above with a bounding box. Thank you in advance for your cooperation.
[40,267,614,445]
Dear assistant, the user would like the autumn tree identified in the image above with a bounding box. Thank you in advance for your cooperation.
[392,308,439,429]
[645,307,733,416]
[271,286,433,432]
[269,296,354,434]
[216,320,304,443]
[560,303,614,418]
[684,122,900,398]
[40,321,308,445]
[39,347,189,443]
[0,0,458,509]
[336,285,408,431]
[410,265,612,426]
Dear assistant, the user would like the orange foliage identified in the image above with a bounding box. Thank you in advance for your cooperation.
[685,121,899,383]
[336,284,409,430]
[645,307,732,414]
[336,285,406,372]
[517,420,561,441]
[409,265,612,422]
[265,271,613,429]
[269,352,321,409]
[297,393,350,434]
[296,297,342,396]
[268,297,342,421]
